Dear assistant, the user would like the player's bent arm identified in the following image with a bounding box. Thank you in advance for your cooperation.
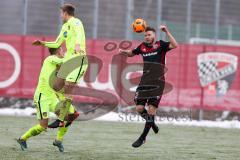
[119,49,135,57]
[165,31,178,49]
[160,25,178,49]
[74,21,86,53]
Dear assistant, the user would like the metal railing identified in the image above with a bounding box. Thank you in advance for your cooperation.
[0,0,240,43]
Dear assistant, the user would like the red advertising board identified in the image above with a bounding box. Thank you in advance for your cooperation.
[0,34,240,111]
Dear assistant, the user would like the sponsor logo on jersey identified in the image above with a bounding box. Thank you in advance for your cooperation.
[76,21,80,26]
[42,112,48,118]
[142,52,158,57]
[63,31,67,38]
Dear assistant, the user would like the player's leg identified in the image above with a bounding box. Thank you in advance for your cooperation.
[61,55,88,114]
[64,104,80,127]
[134,88,148,119]
[17,95,49,150]
[58,81,76,120]
[19,119,48,141]
[139,97,161,139]
[17,119,47,151]
[132,95,160,148]
[49,59,88,127]
[132,104,158,147]
[53,104,78,152]
[132,104,151,148]
[53,124,68,152]
[55,104,76,141]
[132,92,148,148]
[49,56,76,126]
[59,57,88,116]
[132,106,151,148]
[136,103,158,133]
[53,77,65,92]
[147,96,161,133]
[48,97,73,128]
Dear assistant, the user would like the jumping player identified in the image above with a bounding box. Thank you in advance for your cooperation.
[119,25,178,148]
[32,4,88,127]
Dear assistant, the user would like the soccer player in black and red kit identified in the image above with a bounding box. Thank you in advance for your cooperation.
[119,25,178,148]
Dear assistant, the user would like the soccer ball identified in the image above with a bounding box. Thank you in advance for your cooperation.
[132,18,147,33]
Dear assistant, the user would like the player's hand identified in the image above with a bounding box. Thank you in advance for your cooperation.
[119,49,123,53]
[74,44,85,55]
[160,25,169,33]
[119,49,127,55]
[75,44,80,52]
[32,40,44,46]
[75,49,85,55]
[119,49,133,57]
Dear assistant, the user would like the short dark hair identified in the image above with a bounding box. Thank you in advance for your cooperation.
[48,48,58,55]
[145,26,156,33]
[61,4,75,16]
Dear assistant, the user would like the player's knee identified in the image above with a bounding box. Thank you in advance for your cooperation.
[39,119,48,129]
[64,83,75,94]
[136,105,144,113]
[39,123,48,129]
[53,83,63,92]
[53,85,60,92]
[55,110,60,116]
[148,106,157,116]
[53,78,65,91]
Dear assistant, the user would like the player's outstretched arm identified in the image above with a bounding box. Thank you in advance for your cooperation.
[32,27,65,48]
[32,36,64,48]
[43,33,65,48]
[32,40,44,46]
[119,49,134,57]
[160,25,178,49]
[32,37,64,48]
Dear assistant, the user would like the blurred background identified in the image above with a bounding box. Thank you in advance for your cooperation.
[1,0,240,42]
[0,0,240,121]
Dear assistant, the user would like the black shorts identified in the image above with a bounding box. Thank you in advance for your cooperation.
[134,96,161,108]
[134,86,163,108]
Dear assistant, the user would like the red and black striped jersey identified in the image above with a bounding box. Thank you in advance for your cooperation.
[132,40,171,64]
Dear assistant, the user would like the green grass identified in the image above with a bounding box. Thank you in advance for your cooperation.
[0,116,240,160]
